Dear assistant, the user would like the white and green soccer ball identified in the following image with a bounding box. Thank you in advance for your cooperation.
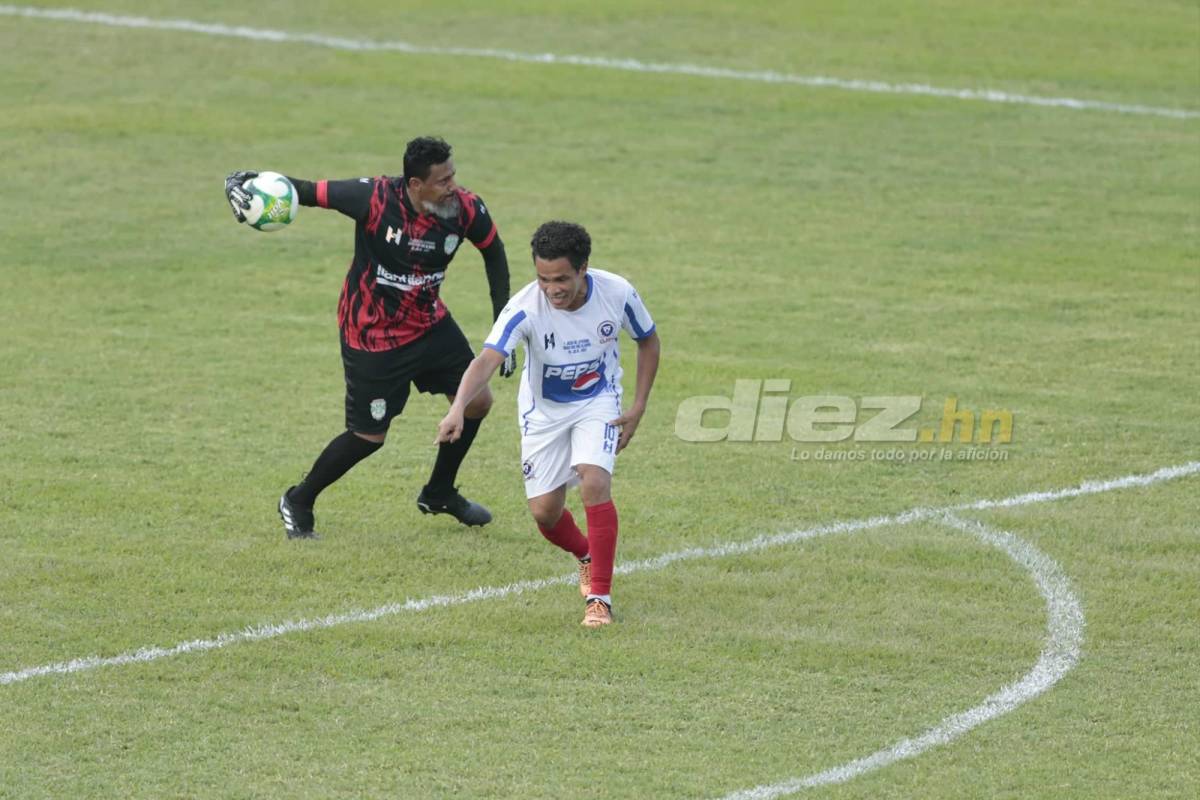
[241,171,299,232]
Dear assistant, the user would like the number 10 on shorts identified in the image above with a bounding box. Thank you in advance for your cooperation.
[603,423,618,454]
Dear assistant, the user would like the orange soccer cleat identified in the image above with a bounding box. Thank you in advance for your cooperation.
[578,556,592,598]
[582,598,612,628]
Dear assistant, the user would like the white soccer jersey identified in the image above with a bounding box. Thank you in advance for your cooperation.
[483,268,656,434]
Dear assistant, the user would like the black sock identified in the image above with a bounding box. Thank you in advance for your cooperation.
[425,415,483,496]
[289,431,383,508]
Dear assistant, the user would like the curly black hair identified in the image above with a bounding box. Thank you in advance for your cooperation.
[530,221,592,271]
[403,136,453,181]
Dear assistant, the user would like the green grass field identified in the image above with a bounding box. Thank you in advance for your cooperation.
[1,2,1198,798]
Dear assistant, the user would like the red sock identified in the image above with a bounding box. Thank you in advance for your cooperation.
[584,500,618,595]
[537,508,589,560]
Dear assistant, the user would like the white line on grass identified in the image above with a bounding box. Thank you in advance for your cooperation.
[1,4,1196,120]
[0,574,569,687]
[717,513,1085,799]
[2,461,1194,688]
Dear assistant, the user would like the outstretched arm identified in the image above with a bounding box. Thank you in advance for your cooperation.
[436,348,507,443]
[287,177,374,220]
[224,172,374,223]
[610,331,661,454]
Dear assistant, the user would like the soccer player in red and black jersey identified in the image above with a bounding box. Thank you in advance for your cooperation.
[224,137,515,538]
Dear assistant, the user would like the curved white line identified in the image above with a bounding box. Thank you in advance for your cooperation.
[1,462,1190,688]
[0,465,1191,797]
[718,513,1084,798]
[0,5,1196,119]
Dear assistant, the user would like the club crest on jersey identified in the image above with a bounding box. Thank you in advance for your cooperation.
[444,234,460,254]
[370,398,387,420]
[597,320,617,343]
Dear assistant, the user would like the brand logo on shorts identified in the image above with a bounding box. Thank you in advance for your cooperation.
[370,398,387,421]
[444,234,460,254]
[522,459,535,480]
[597,320,617,343]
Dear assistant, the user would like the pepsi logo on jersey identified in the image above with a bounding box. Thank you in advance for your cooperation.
[572,370,603,392]
[541,359,608,401]
[544,360,602,382]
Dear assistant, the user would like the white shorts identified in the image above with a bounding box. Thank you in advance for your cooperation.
[520,412,619,499]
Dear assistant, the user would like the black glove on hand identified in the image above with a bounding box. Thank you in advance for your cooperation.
[224,170,259,222]
[500,350,518,378]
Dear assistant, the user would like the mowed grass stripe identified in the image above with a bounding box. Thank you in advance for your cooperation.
[1,4,1197,119]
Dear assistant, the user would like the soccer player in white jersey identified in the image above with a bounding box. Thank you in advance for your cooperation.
[436,221,661,627]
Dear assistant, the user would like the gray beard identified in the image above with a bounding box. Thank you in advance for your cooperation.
[422,195,461,220]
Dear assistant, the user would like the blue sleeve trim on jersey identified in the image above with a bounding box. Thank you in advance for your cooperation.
[624,303,650,339]
[482,343,511,357]
[487,310,527,355]
[632,323,656,341]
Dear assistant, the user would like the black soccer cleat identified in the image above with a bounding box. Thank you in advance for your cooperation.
[278,486,320,539]
[416,486,492,527]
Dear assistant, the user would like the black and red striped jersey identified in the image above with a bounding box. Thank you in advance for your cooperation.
[291,176,500,351]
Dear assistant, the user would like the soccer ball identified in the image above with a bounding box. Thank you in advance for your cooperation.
[241,171,299,232]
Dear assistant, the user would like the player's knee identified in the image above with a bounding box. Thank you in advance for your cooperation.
[529,500,563,528]
[465,388,493,418]
[578,469,612,506]
[354,430,387,445]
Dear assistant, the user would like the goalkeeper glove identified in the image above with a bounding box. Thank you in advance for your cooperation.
[224,170,259,223]
[500,350,518,378]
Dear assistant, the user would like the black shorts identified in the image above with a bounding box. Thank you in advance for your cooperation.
[342,316,474,434]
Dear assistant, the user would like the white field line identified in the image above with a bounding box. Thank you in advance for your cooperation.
[2,461,1194,688]
[0,574,568,687]
[718,513,1085,799]
[1,5,1197,120]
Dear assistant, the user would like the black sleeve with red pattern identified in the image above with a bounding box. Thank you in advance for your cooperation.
[480,236,510,321]
[464,193,499,249]
[285,176,375,221]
